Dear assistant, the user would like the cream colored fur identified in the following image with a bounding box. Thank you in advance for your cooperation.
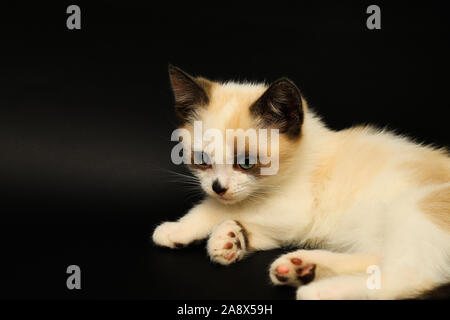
[153,79,450,300]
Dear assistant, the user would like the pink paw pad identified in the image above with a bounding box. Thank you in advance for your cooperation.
[223,242,233,249]
[272,256,317,285]
[276,265,290,274]
[226,252,235,260]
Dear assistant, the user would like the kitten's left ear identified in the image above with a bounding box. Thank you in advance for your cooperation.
[250,78,304,139]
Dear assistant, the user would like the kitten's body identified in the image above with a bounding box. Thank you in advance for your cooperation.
[153,66,450,299]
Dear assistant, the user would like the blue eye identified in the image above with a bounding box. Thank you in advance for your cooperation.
[238,157,255,170]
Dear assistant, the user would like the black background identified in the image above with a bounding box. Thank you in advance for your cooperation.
[0,1,449,299]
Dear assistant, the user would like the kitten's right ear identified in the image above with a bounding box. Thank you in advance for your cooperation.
[250,78,304,139]
[168,65,210,124]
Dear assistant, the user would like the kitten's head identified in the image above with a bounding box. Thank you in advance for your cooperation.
[169,65,305,204]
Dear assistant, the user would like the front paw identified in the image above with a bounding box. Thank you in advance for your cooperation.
[152,221,195,249]
[207,220,247,265]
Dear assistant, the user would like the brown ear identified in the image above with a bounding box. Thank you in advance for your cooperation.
[250,78,304,139]
[168,65,211,124]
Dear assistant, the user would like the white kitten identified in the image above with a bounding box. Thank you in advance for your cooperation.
[153,65,450,299]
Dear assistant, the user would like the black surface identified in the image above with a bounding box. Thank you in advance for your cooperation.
[0,1,449,299]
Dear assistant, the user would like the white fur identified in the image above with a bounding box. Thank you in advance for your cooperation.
[153,85,450,299]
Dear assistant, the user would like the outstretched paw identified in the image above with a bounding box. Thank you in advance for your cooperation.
[270,251,317,286]
[152,221,196,249]
[207,220,247,265]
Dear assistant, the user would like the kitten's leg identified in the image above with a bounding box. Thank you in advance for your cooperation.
[367,258,444,299]
[296,267,442,300]
[152,199,225,248]
[269,249,380,286]
[207,220,280,265]
[296,274,370,300]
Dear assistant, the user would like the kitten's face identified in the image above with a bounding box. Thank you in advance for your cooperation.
[169,65,304,204]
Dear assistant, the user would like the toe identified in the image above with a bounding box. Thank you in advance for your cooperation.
[223,242,233,249]
[275,275,288,282]
[226,252,235,261]
[276,265,290,274]
[297,264,316,284]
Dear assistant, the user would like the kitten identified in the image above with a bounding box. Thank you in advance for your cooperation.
[153,65,450,299]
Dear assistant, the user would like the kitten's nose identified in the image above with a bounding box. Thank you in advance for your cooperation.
[212,179,228,195]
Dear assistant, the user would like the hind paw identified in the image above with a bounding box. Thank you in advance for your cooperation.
[270,251,317,286]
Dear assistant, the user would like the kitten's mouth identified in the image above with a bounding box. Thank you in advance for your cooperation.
[206,189,244,204]
[217,196,234,202]
[215,194,243,204]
